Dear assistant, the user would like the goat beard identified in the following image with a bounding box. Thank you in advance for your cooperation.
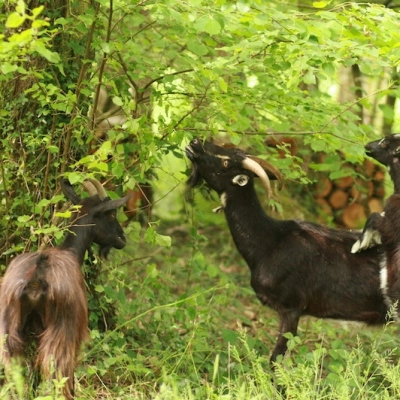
[98,245,112,259]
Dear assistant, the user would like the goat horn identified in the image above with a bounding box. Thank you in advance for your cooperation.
[242,157,272,199]
[82,180,98,196]
[86,178,108,200]
[247,156,283,191]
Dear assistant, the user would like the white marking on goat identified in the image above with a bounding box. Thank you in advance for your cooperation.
[220,193,227,208]
[380,255,393,309]
[213,154,230,160]
[351,229,382,253]
[232,174,249,187]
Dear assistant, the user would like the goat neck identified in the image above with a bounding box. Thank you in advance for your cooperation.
[366,134,400,193]
[388,161,400,193]
[58,211,95,265]
[186,137,283,269]
[223,176,286,268]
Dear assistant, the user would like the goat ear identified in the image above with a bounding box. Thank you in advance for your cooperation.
[91,194,132,214]
[60,179,81,205]
[232,174,249,186]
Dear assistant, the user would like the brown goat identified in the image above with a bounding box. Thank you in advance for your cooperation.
[0,179,131,399]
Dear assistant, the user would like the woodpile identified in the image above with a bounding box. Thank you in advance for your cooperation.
[313,158,385,229]
[266,137,386,229]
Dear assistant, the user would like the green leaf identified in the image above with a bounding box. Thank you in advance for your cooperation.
[186,306,197,320]
[218,77,228,93]
[144,226,171,247]
[222,329,239,344]
[54,17,68,25]
[55,211,72,219]
[193,16,221,35]
[1,63,19,74]
[155,233,171,247]
[207,264,219,278]
[322,62,335,76]
[302,69,316,85]
[187,39,209,56]
[100,42,111,54]
[17,215,31,223]
[112,96,123,106]
[329,169,352,180]
[31,6,44,18]
[146,264,159,278]
[15,0,26,15]
[6,12,25,28]
[313,1,329,8]
[95,285,105,293]
[32,42,60,63]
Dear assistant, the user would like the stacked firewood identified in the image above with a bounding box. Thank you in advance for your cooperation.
[313,158,385,229]
[266,137,386,229]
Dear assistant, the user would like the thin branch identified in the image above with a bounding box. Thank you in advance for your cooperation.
[119,247,164,266]
[75,2,101,102]
[61,2,100,175]
[115,52,139,94]
[160,86,209,141]
[317,86,392,135]
[142,69,194,92]
[91,0,114,131]
[181,127,316,136]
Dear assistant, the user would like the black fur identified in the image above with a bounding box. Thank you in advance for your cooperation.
[186,138,388,362]
[354,134,400,312]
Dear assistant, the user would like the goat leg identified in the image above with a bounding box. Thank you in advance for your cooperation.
[270,310,301,363]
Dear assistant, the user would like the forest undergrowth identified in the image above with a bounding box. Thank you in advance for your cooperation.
[3,217,400,400]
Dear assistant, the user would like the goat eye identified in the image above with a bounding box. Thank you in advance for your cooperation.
[380,140,387,149]
[222,160,229,168]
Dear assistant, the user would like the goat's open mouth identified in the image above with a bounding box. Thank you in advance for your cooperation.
[185,144,202,187]
[185,144,195,160]
[365,148,372,157]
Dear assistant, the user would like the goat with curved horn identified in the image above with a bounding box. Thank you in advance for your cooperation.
[186,137,388,363]
[86,178,108,200]
[0,178,131,398]
[82,180,98,197]
[241,156,284,199]
[246,155,283,190]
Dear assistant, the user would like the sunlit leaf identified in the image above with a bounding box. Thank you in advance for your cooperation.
[6,12,25,28]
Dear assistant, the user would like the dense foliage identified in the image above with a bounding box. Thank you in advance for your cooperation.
[1,0,400,398]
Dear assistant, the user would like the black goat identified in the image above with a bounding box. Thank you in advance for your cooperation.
[352,134,400,310]
[186,137,389,362]
[0,178,130,399]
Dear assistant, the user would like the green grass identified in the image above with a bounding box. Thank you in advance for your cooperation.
[2,220,400,399]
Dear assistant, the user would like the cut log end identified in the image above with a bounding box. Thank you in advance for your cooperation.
[341,203,367,229]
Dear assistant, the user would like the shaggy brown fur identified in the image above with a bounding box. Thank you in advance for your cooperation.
[0,179,130,399]
[0,250,87,398]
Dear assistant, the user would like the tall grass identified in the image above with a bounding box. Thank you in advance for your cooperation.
[1,222,400,399]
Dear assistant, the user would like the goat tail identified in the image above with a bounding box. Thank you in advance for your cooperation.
[0,252,47,363]
[36,248,88,399]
